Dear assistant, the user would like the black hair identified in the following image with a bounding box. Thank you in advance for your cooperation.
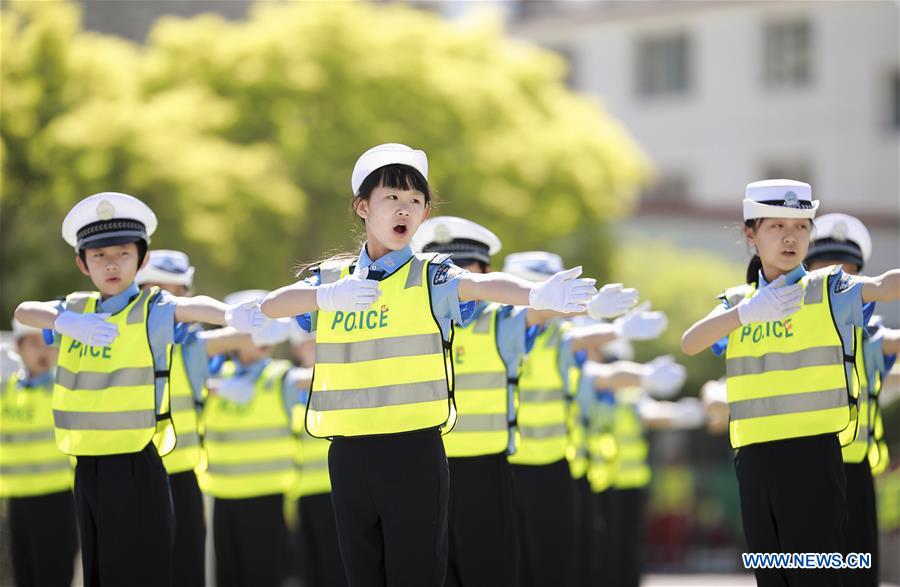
[78,240,148,268]
[295,164,435,278]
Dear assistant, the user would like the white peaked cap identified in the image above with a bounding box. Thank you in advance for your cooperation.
[743,179,819,220]
[351,143,428,196]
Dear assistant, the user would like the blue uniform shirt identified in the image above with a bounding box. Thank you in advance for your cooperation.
[45,282,177,410]
[180,325,210,405]
[711,265,864,357]
[295,243,476,339]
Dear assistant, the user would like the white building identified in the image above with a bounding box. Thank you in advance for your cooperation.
[501,0,899,320]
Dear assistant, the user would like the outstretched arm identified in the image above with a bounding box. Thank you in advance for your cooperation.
[457,272,533,305]
[262,284,319,319]
[861,269,900,304]
[199,328,253,357]
[15,301,60,330]
[681,305,741,356]
[173,295,231,326]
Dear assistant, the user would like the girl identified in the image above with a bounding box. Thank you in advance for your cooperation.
[261,143,599,586]
[681,179,900,587]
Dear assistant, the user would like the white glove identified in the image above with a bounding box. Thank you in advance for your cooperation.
[669,398,707,430]
[736,275,803,325]
[528,267,598,313]
[54,311,119,347]
[588,283,639,319]
[613,302,668,341]
[225,301,266,333]
[316,268,381,312]
[1,345,22,379]
[251,317,293,346]
[641,355,687,399]
[213,375,256,405]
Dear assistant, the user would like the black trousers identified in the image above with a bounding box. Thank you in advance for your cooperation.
[843,461,878,587]
[213,494,288,587]
[169,470,206,587]
[445,452,519,587]
[329,428,449,587]
[607,487,647,587]
[591,490,614,585]
[75,442,174,587]
[8,490,79,587]
[511,459,577,587]
[735,433,847,587]
[571,476,593,587]
[298,492,348,587]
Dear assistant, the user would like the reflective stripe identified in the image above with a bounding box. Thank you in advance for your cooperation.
[804,275,824,305]
[0,430,56,443]
[320,266,343,285]
[520,389,566,403]
[205,427,291,443]
[311,379,448,411]
[472,308,494,334]
[454,372,509,389]
[176,433,201,448]
[170,396,196,411]
[452,413,508,432]
[67,293,94,314]
[405,255,427,289]
[316,334,443,364]
[0,461,71,475]
[726,346,843,377]
[300,460,329,471]
[127,288,153,324]
[205,459,295,475]
[729,388,847,420]
[56,366,155,391]
[519,423,568,439]
[54,409,157,430]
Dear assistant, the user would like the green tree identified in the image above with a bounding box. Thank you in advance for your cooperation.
[2,1,647,321]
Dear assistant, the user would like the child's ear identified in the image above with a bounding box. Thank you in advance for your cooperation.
[75,255,91,277]
[354,198,369,220]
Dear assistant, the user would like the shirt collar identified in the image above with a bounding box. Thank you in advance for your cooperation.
[19,370,54,390]
[758,265,806,288]
[357,243,413,278]
[234,357,271,379]
[96,282,140,314]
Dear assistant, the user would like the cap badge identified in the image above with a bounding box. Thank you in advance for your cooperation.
[96,200,116,220]
[783,191,801,209]
[832,221,849,242]
[434,224,453,244]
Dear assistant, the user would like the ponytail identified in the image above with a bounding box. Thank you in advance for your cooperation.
[746,254,762,286]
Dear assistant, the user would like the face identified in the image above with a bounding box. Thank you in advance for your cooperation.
[806,259,860,276]
[291,339,316,368]
[16,333,58,377]
[236,345,270,366]
[745,218,811,278]
[355,183,430,255]
[76,242,148,297]
[140,282,189,297]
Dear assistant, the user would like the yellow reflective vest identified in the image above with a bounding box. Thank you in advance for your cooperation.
[307,254,454,438]
[443,303,517,458]
[723,267,857,449]
[612,390,651,490]
[509,321,572,466]
[53,288,175,456]
[162,330,205,475]
[201,359,295,498]
[292,403,332,498]
[844,326,890,474]
[567,398,590,480]
[587,396,618,493]
[1,374,73,497]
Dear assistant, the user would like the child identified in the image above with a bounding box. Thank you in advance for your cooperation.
[261,143,600,586]
[681,180,900,587]
[14,192,266,586]
[0,319,78,586]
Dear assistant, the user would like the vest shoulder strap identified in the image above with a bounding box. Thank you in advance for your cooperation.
[66,291,98,314]
[721,284,754,309]
[317,259,354,285]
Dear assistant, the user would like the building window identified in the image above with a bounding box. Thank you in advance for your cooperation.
[641,172,690,205]
[764,19,813,87]
[762,160,813,185]
[635,33,691,97]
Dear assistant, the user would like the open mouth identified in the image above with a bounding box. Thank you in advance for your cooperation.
[106,276,121,283]
[780,250,797,258]
[393,224,407,235]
